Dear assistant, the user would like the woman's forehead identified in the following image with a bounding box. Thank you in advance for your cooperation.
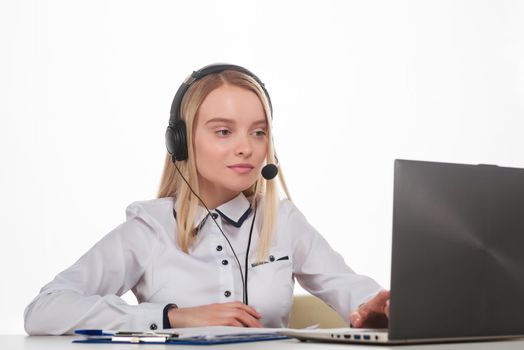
[197,84,267,125]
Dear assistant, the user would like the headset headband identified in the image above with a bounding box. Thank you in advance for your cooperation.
[168,63,273,127]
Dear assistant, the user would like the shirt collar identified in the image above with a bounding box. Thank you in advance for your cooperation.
[173,192,252,229]
[215,192,252,228]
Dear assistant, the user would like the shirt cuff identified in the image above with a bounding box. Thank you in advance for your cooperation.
[162,303,178,329]
[136,302,167,331]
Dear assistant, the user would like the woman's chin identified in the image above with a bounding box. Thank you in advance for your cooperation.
[224,181,257,194]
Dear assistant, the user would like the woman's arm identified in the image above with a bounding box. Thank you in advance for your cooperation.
[24,210,164,335]
[284,201,385,325]
[167,301,262,328]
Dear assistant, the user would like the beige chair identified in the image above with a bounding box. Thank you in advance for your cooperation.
[288,294,347,329]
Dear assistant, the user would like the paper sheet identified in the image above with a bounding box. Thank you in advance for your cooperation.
[167,324,319,339]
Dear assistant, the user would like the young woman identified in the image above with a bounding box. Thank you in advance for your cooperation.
[24,64,389,335]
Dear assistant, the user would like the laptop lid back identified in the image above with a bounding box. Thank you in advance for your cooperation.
[389,159,524,341]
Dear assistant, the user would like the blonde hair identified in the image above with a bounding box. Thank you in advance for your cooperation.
[157,70,291,261]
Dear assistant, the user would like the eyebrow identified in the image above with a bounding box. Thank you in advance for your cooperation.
[205,117,267,127]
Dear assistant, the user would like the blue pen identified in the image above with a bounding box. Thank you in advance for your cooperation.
[75,329,114,336]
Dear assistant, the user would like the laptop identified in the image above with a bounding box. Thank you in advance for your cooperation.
[282,159,524,344]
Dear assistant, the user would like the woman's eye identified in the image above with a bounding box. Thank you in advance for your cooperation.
[253,130,267,137]
[215,129,231,136]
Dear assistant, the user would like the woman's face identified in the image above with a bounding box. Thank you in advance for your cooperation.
[193,84,268,206]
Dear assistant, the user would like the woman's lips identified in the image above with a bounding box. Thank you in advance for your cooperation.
[228,164,254,174]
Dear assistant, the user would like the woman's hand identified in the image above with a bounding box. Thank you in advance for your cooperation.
[349,290,390,328]
[168,301,262,328]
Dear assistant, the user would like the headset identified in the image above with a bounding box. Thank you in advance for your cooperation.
[164,63,277,306]
[165,63,273,162]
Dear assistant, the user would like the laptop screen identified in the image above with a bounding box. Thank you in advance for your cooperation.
[389,160,524,340]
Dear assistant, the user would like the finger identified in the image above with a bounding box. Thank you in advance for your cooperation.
[226,301,262,319]
[349,311,362,328]
[376,290,390,305]
[235,310,262,328]
[237,304,261,319]
[362,290,390,314]
[228,310,262,328]
[219,318,244,327]
[213,302,261,324]
[350,291,390,327]
[377,290,390,302]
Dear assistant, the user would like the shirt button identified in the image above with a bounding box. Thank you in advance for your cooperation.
[224,290,231,297]
[216,245,223,251]
[211,213,218,219]
[222,259,228,265]
[149,323,158,330]
[269,255,275,262]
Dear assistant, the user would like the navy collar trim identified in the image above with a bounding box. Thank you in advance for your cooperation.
[215,207,252,228]
[172,206,252,228]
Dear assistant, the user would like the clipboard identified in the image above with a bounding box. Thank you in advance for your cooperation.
[73,329,288,345]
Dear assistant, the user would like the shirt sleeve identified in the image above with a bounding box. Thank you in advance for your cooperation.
[23,203,166,335]
[283,201,384,324]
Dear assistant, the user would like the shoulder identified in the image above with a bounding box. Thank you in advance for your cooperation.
[125,197,175,219]
[257,197,311,236]
[252,196,306,221]
[275,198,306,221]
[117,197,175,241]
[273,198,321,240]
[125,197,175,225]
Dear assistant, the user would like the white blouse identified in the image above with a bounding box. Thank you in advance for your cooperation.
[24,193,383,335]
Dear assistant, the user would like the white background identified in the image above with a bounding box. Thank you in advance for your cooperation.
[1,0,523,334]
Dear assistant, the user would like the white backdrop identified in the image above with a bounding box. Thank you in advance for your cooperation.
[1,0,523,334]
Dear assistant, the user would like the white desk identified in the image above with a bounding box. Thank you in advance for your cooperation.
[2,335,524,350]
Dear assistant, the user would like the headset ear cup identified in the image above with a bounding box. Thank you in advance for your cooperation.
[165,120,188,161]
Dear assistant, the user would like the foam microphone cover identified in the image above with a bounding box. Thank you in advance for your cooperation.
[261,164,278,180]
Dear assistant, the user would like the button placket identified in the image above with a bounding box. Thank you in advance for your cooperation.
[219,246,233,300]
[212,221,236,302]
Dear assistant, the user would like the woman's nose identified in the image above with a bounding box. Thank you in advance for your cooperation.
[234,134,253,157]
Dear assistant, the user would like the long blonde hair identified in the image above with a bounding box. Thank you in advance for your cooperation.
[157,70,291,261]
